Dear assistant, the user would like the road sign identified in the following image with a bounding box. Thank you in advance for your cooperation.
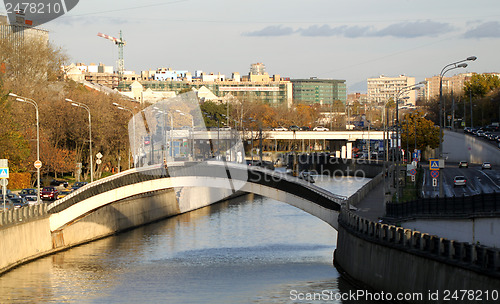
[430,170,439,178]
[96,159,102,165]
[432,178,438,187]
[429,159,439,170]
[96,152,103,159]
[0,168,8,179]
[410,169,416,176]
[34,160,42,169]
[411,175,415,182]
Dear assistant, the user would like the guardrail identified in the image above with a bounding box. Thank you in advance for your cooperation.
[386,192,500,219]
[0,204,48,227]
[339,206,500,278]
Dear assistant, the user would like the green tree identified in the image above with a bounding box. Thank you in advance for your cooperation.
[200,101,227,127]
[401,111,440,152]
[464,74,500,98]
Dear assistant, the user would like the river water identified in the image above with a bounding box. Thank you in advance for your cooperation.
[0,176,377,304]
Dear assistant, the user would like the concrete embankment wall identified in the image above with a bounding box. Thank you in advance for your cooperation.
[1,189,188,275]
[335,210,500,303]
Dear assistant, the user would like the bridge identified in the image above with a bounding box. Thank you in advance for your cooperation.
[47,161,347,246]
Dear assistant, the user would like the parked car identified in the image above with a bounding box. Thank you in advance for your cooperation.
[481,162,492,170]
[289,125,300,131]
[41,187,59,201]
[458,161,469,168]
[453,176,467,187]
[58,189,73,198]
[300,126,311,131]
[313,126,329,131]
[71,181,88,191]
[272,126,288,131]
[0,199,14,212]
[9,197,28,208]
[19,188,37,199]
[25,196,38,205]
[50,179,69,188]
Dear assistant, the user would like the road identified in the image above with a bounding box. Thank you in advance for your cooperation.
[422,162,500,197]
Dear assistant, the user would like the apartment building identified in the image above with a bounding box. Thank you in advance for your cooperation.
[367,75,417,105]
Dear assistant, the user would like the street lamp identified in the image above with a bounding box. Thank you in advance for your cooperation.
[113,102,136,169]
[65,98,93,183]
[9,93,41,205]
[438,56,477,197]
[393,82,425,202]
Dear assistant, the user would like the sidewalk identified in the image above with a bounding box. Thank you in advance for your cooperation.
[353,177,388,222]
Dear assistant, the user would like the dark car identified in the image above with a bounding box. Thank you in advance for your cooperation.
[19,188,37,198]
[41,187,59,201]
[300,126,311,131]
[50,179,69,188]
[71,181,88,191]
[9,197,28,208]
[458,161,469,168]
[289,125,300,131]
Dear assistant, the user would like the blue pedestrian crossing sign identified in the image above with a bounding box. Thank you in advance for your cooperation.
[0,168,8,178]
[429,159,439,170]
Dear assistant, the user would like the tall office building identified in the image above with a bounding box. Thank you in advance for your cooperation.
[291,78,347,105]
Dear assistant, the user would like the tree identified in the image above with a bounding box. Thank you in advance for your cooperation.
[401,111,440,152]
[464,74,500,98]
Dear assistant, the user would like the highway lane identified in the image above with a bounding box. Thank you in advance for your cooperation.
[422,162,500,198]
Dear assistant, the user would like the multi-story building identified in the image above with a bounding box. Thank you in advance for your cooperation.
[291,78,347,105]
[422,72,493,100]
[367,75,416,105]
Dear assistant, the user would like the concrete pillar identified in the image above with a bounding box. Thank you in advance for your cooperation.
[347,142,353,159]
[341,146,346,158]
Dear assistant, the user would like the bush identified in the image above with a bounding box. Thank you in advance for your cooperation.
[7,172,31,190]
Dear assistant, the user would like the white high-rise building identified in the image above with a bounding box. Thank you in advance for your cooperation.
[367,75,416,105]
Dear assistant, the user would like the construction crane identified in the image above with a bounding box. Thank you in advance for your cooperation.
[97,31,126,78]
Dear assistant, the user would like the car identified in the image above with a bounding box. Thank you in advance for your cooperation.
[58,189,73,198]
[458,161,469,168]
[0,199,14,212]
[71,181,88,191]
[289,125,300,131]
[313,126,329,131]
[453,176,467,187]
[481,162,492,170]
[19,188,37,199]
[272,126,288,131]
[41,186,59,201]
[50,179,68,188]
[9,197,28,208]
[24,196,38,205]
[300,126,311,131]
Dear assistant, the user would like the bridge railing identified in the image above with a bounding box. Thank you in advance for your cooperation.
[48,161,348,214]
[0,204,48,228]
[338,207,500,278]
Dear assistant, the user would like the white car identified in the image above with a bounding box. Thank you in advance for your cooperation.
[481,162,492,170]
[313,126,329,131]
[273,126,288,131]
[453,176,466,187]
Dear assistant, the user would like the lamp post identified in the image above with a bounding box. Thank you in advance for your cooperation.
[113,102,135,169]
[9,93,41,204]
[66,99,93,183]
[438,56,477,197]
[393,82,425,202]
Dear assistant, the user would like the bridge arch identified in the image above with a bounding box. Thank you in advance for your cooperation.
[48,162,346,234]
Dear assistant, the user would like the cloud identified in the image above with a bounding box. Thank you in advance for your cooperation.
[244,20,454,38]
[463,21,500,38]
[372,20,454,38]
[243,25,295,37]
[299,25,371,37]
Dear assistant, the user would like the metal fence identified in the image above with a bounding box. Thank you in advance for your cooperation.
[386,192,500,219]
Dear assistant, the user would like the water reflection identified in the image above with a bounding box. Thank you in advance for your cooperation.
[0,176,378,304]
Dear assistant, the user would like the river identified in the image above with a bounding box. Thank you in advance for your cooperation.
[0,175,378,303]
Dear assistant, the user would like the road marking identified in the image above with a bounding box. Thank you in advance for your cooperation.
[478,170,500,189]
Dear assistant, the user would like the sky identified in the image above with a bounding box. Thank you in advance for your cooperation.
[2,0,500,92]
